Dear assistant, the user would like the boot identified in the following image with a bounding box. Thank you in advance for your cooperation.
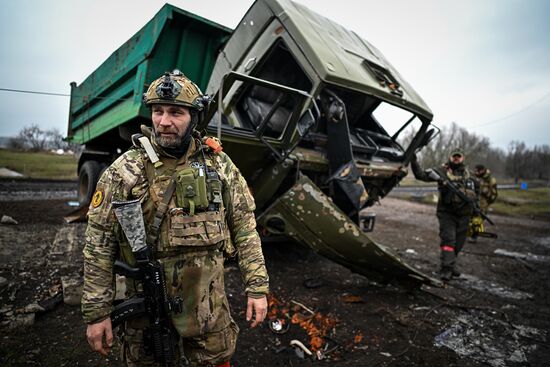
[452,269,461,277]
[440,246,455,281]
[440,267,453,281]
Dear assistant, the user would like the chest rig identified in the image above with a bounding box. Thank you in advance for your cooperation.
[438,165,476,212]
[135,135,226,253]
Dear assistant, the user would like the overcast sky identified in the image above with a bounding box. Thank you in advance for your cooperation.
[0,0,548,150]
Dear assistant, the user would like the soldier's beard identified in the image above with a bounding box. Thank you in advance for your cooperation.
[156,132,184,148]
[154,127,193,156]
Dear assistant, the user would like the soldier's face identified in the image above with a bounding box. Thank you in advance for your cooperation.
[475,168,485,177]
[450,154,464,165]
[152,104,192,148]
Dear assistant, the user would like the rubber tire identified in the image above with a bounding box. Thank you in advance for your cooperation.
[78,161,106,205]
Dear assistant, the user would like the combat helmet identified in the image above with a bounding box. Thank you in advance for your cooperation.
[143,70,210,112]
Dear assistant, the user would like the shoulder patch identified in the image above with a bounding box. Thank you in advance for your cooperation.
[91,189,104,208]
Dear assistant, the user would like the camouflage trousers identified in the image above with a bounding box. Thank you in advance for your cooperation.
[479,198,490,214]
[120,316,239,367]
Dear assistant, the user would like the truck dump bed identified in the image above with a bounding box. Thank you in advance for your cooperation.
[68,4,230,146]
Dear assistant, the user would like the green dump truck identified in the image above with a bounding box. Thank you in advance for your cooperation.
[68,0,439,286]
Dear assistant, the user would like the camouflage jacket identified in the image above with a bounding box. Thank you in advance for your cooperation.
[477,169,498,204]
[81,132,269,325]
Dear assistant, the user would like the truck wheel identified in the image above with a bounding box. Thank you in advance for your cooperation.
[78,161,106,205]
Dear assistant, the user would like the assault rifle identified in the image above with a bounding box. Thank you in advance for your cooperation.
[425,168,494,225]
[111,199,182,366]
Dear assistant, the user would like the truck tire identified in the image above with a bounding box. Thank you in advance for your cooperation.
[78,161,107,205]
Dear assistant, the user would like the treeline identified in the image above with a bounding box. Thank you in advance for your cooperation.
[8,124,79,152]
[403,122,550,181]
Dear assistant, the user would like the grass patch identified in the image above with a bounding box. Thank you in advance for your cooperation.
[491,187,550,219]
[0,149,77,180]
[398,187,550,220]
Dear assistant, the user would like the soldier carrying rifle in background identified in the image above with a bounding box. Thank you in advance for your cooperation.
[410,150,481,281]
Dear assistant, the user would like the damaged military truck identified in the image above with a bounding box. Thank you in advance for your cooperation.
[67,0,439,286]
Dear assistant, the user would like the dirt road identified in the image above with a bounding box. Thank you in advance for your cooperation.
[0,180,548,366]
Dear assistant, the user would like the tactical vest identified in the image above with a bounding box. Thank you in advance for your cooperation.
[118,136,233,337]
[437,165,477,215]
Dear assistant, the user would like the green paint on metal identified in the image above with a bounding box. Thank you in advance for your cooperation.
[258,174,441,286]
[71,99,139,144]
[264,0,432,119]
[71,77,135,130]
[69,4,231,143]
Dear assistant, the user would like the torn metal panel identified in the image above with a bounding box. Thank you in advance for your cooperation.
[258,174,441,286]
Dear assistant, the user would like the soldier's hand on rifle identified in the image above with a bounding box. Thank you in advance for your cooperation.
[246,296,268,328]
[86,317,113,356]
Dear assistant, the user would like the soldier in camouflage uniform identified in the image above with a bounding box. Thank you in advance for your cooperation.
[82,70,269,366]
[410,150,479,281]
[469,164,498,243]
[473,164,498,213]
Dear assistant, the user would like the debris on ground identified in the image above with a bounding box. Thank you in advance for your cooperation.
[434,310,547,367]
[267,293,339,358]
[1,214,18,224]
[454,274,534,300]
[1,186,549,366]
[494,248,550,263]
[340,294,365,303]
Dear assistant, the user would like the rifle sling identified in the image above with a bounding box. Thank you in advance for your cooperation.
[147,172,177,246]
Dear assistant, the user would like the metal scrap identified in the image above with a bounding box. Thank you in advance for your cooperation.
[290,300,315,315]
[269,318,290,334]
[290,339,313,357]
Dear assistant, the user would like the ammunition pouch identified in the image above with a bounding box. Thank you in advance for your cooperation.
[175,168,209,215]
[168,209,226,247]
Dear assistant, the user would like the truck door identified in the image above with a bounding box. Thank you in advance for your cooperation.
[203,19,317,159]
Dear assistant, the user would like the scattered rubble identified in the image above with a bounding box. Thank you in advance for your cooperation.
[435,310,546,367]
[266,293,339,359]
[1,214,18,225]
[61,276,83,306]
[456,274,534,300]
[494,248,550,263]
[3,313,35,329]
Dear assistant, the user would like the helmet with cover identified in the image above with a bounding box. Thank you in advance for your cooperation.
[143,69,209,111]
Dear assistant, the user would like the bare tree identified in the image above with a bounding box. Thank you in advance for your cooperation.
[506,141,527,182]
[9,125,79,152]
[44,129,65,150]
[408,122,506,176]
[7,136,26,150]
[15,125,47,151]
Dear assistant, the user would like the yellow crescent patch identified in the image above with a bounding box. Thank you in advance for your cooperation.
[91,190,104,208]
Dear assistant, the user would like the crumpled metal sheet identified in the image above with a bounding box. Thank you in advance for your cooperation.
[257,174,441,286]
